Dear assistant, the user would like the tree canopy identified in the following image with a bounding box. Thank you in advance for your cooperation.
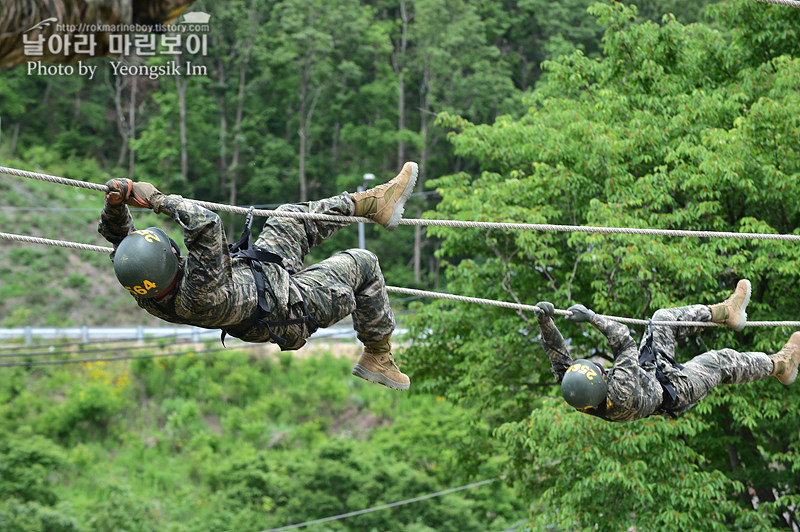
[405,2,800,529]
[2,0,800,529]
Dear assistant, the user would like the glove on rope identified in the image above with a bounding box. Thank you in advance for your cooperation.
[105,179,164,210]
[566,304,595,323]
[535,301,555,320]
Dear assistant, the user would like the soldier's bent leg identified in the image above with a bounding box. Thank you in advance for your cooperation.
[255,194,356,272]
[640,305,711,356]
[675,349,773,407]
[293,249,394,343]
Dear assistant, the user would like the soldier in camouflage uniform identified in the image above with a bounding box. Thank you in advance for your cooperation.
[535,280,800,422]
[1,0,194,67]
[98,162,419,391]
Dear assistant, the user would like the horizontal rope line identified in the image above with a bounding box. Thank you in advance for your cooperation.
[260,478,498,532]
[0,231,113,253]
[752,0,800,7]
[385,286,800,328]
[3,230,799,328]
[4,165,800,240]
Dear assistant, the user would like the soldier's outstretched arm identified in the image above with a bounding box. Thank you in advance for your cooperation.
[536,301,573,382]
[98,179,136,249]
[571,305,640,375]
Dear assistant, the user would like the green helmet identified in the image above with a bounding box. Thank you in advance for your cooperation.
[113,227,179,299]
[561,359,608,410]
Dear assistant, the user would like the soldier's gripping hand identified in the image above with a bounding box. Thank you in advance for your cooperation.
[566,304,595,323]
[535,301,555,321]
[105,179,164,210]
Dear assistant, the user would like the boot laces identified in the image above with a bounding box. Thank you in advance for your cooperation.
[378,353,399,369]
[352,180,393,200]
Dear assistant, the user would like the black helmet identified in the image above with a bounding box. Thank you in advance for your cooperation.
[113,227,179,298]
[561,359,608,410]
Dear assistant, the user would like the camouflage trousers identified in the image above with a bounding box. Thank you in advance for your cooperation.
[642,305,773,412]
[255,194,394,347]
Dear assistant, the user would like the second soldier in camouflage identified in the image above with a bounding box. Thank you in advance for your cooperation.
[535,280,800,422]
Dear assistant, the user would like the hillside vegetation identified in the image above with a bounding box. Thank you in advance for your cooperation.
[0,343,523,531]
[1,161,178,327]
[3,1,800,530]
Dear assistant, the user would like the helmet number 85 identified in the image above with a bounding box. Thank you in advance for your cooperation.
[125,279,157,295]
[566,364,597,381]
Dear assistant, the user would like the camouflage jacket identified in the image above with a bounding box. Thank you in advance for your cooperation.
[538,313,665,422]
[1,0,192,67]
[98,195,298,343]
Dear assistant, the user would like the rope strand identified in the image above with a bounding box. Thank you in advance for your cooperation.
[3,230,800,328]
[752,0,800,7]
[384,286,800,328]
[4,165,800,241]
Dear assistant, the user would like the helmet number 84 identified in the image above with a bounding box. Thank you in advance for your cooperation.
[125,279,157,295]
[133,229,162,243]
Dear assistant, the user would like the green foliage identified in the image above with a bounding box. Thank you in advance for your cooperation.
[2,0,796,528]
[406,1,800,528]
[84,482,159,532]
[0,346,523,531]
[0,500,81,532]
[0,430,66,506]
[497,398,773,531]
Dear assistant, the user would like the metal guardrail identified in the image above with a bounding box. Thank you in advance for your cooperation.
[0,325,409,346]
[0,325,362,345]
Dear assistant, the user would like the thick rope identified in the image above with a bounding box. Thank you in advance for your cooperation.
[0,166,108,192]
[3,230,800,328]
[752,0,800,7]
[260,478,498,532]
[4,165,800,241]
[0,231,113,253]
[385,286,800,327]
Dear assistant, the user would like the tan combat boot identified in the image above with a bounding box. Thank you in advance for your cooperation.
[352,334,410,391]
[709,279,751,332]
[771,331,800,385]
[352,162,418,231]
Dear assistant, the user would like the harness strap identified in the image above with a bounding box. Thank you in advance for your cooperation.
[220,207,319,347]
[639,319,684,418]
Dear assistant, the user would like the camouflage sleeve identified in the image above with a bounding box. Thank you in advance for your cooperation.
[588,314,639,373]
[97,200,135,249]
[0,0,193,68]
[537,314,573,383]
[156,194,233,300]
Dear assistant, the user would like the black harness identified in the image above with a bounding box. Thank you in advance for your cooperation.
[639,320,684,418]
[220,207,320,347]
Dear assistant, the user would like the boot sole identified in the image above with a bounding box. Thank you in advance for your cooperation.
[352,364,410,391]
[384,162,418,231]
[779,333,800,385]
[731,280,751,332]
[780,365,798,385]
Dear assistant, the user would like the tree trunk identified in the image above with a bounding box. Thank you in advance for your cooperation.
[112,75,129,167]
[414,66,432,283]
[229,63,246,211]
[297,65,320,203]
[128,76,136,178]
[10,122,20,155]
[218,60,228,194]
[298,70,308,203]
[392,1,410,167]
[332,120,340,167]
[176,57,188,185]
